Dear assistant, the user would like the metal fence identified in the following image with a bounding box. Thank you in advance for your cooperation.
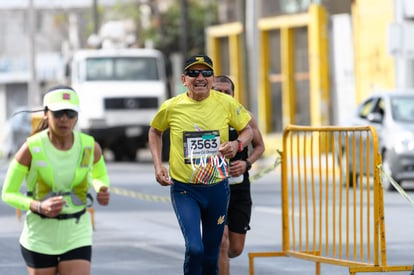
[248,125,412,274]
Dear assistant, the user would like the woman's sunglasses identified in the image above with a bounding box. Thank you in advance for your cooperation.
[185,69,214,78]
[51,109,78,119]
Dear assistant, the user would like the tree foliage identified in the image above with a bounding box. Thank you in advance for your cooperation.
[155,0,218,55]
[83,1,218,56]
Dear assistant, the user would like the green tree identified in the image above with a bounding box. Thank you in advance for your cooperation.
[156,0,218,55]
[79,0,217,56]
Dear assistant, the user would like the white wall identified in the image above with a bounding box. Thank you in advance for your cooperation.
[331,14,357,125]
[389,0,414,90]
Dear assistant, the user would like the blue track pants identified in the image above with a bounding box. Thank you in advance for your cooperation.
[171,179,230,275]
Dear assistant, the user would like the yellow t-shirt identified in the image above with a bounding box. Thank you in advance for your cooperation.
[150,90,251,184]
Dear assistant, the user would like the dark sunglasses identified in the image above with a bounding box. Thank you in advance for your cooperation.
[51,109,78,119]
[185,69,214,77]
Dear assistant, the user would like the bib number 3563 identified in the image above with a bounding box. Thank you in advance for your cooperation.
[183,130,220,163]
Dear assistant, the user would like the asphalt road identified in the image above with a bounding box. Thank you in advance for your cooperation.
[1,156,414,275]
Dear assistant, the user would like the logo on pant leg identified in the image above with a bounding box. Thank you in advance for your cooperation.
[217,215,225,225]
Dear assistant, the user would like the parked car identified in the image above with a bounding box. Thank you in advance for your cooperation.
[336,129,374,188]
[0,107,33,159]
[341,92,414,190]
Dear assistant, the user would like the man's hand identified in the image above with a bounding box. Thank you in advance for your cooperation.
[155,165,173,186]
[219,141,237,159]
[229,160,247,177]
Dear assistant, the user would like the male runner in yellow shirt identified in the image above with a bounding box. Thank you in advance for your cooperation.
[148,55,253,275]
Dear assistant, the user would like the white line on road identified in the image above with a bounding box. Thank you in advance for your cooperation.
[254,206,281,215]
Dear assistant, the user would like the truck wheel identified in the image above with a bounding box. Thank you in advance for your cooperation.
[111,141,134,162]
[113,145,124,162]
[125,149,137,162]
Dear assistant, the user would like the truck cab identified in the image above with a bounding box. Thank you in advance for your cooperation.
[69,48,168,161]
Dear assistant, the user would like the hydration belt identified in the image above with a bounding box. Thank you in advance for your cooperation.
[33,208,87,224]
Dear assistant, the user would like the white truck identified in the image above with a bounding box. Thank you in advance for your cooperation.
[68,47,169,161]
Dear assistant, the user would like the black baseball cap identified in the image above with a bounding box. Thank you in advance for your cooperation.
[184,55,214,71]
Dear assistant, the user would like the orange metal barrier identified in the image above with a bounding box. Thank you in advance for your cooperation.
[248,125,412,274]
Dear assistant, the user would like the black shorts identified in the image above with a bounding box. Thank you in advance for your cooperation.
[20,245,92,268]
[227,187,252,234]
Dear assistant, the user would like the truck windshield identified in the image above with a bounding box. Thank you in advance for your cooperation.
[85,57,159,81]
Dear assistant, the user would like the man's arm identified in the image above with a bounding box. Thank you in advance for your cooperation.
[148,127,163,166]
[228,113,265,177]
[246,111,265,165]
[236,123,253,153]
[219,123,253,159]
[148,127,172,186]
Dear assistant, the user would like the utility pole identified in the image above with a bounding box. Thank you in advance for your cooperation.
[180,0,188,65]
[245,0,259,118]
[28,0,40,107]
[93,0,99,34]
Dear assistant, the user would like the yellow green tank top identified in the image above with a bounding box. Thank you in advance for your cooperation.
[20,130,95,254]
[26,129,94,211]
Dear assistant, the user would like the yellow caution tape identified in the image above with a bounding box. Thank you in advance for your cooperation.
[110,151,282,202]
[109,154,411,207]
[250,151,281,182]
[109,186,171,203]
[378,164,414,207]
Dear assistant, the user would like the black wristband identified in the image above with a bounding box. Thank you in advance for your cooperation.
[245,160,252,171]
